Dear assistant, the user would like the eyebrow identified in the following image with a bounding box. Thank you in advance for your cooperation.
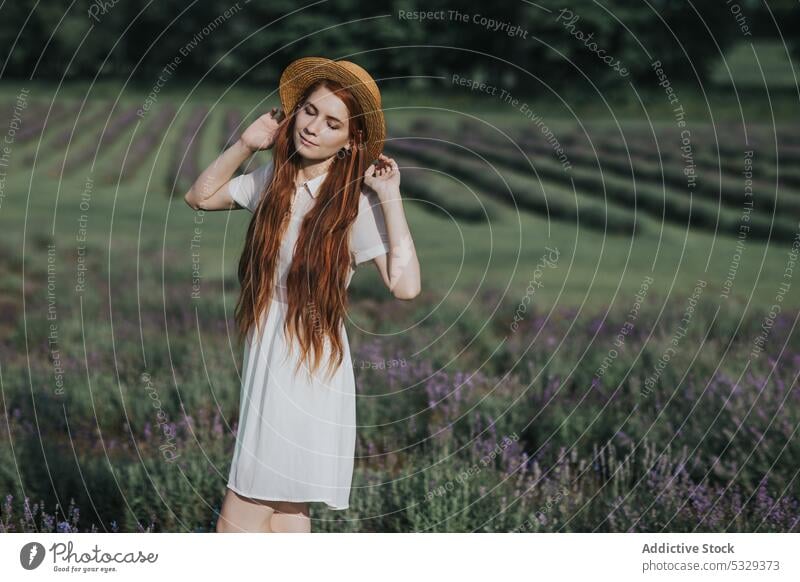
[304,101,343,124]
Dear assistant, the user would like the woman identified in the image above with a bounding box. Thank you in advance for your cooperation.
[184,57,421,533]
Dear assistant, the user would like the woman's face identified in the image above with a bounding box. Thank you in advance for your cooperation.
[293,85,350,161]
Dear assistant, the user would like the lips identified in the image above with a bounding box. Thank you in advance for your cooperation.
[299,134,317,147]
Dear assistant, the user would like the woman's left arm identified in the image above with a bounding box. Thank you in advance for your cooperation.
[364,154,421,300]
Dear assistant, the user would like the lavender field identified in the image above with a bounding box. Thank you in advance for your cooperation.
[1,250,798,532]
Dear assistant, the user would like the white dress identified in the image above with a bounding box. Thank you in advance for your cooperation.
[225,159,390,510]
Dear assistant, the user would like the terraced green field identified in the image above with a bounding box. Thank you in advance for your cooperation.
[2,87,799,311]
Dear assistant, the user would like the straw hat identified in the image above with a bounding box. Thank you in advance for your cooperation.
[279,56,386,163]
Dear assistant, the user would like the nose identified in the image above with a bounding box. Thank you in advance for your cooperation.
[304,120,322,136]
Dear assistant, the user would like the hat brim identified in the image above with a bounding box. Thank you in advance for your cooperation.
[279,57,385,163]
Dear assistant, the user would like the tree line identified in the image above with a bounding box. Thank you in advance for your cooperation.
[1,0,795,91]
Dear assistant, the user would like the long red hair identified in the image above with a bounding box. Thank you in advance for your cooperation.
[234,79,369,381]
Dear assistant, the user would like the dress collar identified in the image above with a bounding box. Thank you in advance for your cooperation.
[298,171,327,198]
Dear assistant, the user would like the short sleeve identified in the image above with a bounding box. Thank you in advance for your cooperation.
[350,189,390,266]
[228,160,274,212]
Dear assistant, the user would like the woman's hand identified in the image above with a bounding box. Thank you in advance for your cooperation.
[363,154,401,201]
[239,107,284,153]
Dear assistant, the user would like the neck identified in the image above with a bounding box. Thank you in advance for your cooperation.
[297,155,334,184]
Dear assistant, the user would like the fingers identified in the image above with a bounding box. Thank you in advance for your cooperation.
[365,153,400,182]
[378,154,397,166]
[372,154,397,177]
[268,107,286,122]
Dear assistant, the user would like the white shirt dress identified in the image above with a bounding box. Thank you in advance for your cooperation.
[225,159,390,510]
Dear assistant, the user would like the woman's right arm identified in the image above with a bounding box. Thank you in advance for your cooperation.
[183,107,284,211]
[183,138,256,211]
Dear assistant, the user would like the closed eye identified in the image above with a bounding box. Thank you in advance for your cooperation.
[304,104,342,130]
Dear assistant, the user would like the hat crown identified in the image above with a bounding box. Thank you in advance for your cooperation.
[335,60,381,107]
